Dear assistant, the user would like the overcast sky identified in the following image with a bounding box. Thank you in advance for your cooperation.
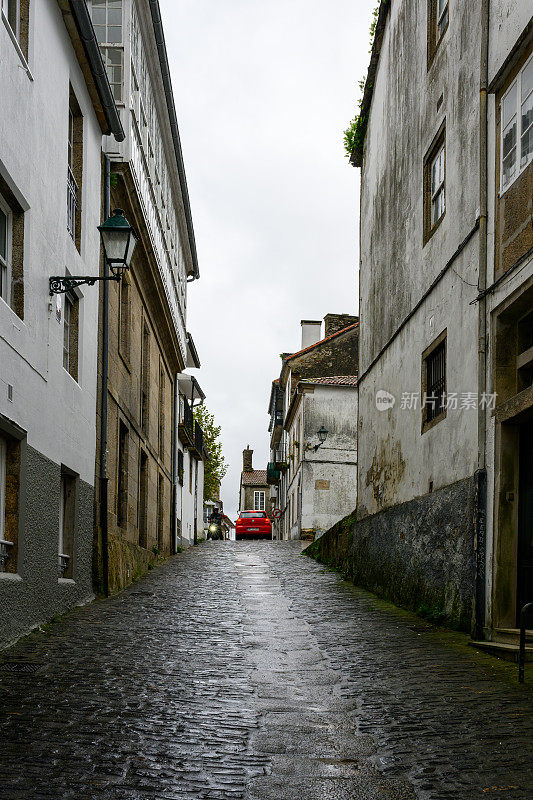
[162,0,374,521]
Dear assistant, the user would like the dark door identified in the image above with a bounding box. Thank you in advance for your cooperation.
[518,421,533,623]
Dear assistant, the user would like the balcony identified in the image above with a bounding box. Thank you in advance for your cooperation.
[272,447,288,471]
[178,396,194,446]
[190,421,204,459]
[267,462,280,484]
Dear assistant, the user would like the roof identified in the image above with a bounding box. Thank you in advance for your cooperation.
[241,470,268,486]
[286,322,359,362]
[305,375,358,386]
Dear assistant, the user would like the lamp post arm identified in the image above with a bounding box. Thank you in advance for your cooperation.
[49,274,120,295]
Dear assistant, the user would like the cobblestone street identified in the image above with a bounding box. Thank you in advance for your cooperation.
[1,541,532,800]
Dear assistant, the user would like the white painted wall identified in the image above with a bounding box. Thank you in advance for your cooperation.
[0,0,104,484]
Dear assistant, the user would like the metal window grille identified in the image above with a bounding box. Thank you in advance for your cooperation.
[67,166,78,241]
[425,340,446,422]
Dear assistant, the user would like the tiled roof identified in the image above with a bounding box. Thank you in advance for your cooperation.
[241,470,268,486]
[306,375,358,386]
[285,323,359,361]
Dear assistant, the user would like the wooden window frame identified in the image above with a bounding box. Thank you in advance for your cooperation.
[0,196,12,305]
[421,329,447,434]
[423,122,446,245]
[67,88,83,251]
[58,469,76,580]
[0,427,21,575]
[62,291,79,381]
[427,0,449,70]
[117,421,129,528]
[118,275,131,369]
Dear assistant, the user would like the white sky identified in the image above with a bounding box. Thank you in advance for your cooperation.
[162,0,375,520]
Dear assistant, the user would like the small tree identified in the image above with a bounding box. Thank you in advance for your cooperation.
[193,405,228,501]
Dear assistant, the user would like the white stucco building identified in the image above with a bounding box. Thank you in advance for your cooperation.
[282,376,358,541]
[0,0,123,646]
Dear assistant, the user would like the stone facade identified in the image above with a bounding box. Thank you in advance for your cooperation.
[239,448,274,517]
[343,0,533,640]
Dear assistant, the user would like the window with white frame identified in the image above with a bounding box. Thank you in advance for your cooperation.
[89,0,124,102]
[254,491,265,512]
[0,197,11,304]
[501,55,533,193]
[430,143,445,226]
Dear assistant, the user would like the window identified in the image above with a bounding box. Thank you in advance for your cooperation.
[427,0,449,68]
[119,276,131,364]
[0,199,10,304]
[424,125,446,243]
[138,450,148,548]
[58,471,76,579]
[117,421,128,527]
[67,90,83,248]
[158,365,165,457]
[177,449,184,486]
[2,0,29,58]
[0,431,20,574]
[63,292,79,380]
[501,55,533,193]
[254,491,265,512]
[141,323,150,434]
[157,474,164,548]
[422,331,447,432]
[90,0,124,102]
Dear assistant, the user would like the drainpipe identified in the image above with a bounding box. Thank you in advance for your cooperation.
[474,0,490,640]
[100,155,111,597]
[171,374,179,553]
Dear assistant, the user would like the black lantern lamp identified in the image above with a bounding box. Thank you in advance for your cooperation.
[314,425,329,451]
[49,208,137,294]
[98,208,137,278]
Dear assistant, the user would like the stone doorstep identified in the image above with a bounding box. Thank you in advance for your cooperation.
[469,640,533,663]
[494,627,533,645]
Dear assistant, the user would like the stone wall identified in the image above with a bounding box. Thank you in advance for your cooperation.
[306,475,477,632]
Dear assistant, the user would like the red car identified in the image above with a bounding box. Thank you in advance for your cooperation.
[235,510,272,540]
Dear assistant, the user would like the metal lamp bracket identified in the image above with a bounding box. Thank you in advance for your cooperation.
[49,275,121,295]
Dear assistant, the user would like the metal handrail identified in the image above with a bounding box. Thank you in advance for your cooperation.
[519,602,533,683]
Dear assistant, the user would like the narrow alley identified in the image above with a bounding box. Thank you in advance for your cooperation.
[0,542,532,800]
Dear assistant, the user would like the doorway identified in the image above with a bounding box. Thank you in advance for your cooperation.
[518,421,533,622]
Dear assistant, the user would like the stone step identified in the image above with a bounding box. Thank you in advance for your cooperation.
[495,627,533,645]
[469,640,533,663]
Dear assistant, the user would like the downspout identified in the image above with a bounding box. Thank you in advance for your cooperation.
[171,374,178,553]
[100,155,111,596]
[474,0,490,640]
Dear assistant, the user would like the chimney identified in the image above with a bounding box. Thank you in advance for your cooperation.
[300,320,322,350]
[324,313,359,338]
[243,445,253,472]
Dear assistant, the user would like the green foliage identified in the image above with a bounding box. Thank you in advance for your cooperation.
[343,1,386,160]
[193,405,228,501]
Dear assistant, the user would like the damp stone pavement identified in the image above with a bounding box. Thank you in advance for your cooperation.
[1,541,533,800]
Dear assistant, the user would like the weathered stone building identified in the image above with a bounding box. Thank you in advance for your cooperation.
[267,315,359,540]
[239,447,274,518]
[88,0,205,593]
[316,0,533,640]
[0,0,123,646]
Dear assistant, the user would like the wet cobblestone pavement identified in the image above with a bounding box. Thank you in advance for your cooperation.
[1,541,532,800]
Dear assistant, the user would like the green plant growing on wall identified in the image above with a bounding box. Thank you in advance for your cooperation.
[343,1,388,161]
[193,405,228,501]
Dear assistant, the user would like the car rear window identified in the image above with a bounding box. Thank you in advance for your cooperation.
[240,511,266,518]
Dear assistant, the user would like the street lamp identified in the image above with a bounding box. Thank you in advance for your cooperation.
[314,425,329,451]
[49,208,137,294]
